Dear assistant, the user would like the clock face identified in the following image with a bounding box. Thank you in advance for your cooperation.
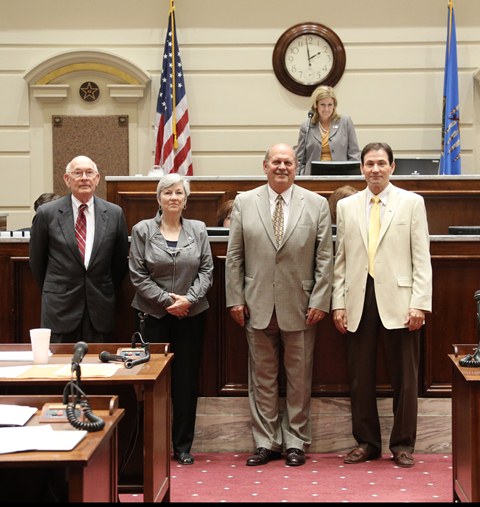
[272,23,346,96]
[285,35,334,86]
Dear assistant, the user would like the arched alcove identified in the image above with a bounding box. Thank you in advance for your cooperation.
[22,49,153,200]
[23,49,150,103]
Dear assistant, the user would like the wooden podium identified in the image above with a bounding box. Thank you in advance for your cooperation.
[0,394,123,503]
[450,346,480,502]
[0,343,173,503]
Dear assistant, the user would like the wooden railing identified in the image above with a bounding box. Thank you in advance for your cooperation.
[1,235,479,398]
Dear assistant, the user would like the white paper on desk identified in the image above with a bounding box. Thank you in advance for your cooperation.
[0,404,37,426]
[0,365,31,378]
[0,424,87,454]
[0,364,61,379]
[53,362,122,378]
[0,350,53,362]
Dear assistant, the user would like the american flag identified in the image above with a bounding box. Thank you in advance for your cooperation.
[154,2,193,175]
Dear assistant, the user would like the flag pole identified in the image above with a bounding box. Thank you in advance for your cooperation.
[170,0,178,149]
[447,0,452,52]
[440,0,461,175]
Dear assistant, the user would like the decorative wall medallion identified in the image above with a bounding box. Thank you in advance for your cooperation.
[79,81,100,102]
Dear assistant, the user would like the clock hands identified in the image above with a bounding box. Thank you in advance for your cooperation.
[305,36,312,67]
[308,50,323,62]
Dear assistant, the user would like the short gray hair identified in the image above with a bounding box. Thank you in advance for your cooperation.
[156,173,191,202]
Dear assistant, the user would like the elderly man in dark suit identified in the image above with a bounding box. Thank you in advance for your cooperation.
[226,143,333,467]
[29,155,129,343]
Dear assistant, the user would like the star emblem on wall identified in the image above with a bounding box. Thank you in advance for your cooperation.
[79,81,100,102]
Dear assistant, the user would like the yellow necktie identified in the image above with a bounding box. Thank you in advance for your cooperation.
[368,196,381,277]
[272,195,284,246]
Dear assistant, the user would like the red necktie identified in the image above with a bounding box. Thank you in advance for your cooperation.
[75,204,87,261]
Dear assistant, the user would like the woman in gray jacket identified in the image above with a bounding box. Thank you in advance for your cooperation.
[295,85,360,175]
[129,173,213,465]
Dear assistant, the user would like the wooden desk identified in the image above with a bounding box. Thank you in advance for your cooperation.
[450,350,480,502]
[0,344,173,503]
[106,175,480,235]
[0,394,123,503]
[1,238,480,397]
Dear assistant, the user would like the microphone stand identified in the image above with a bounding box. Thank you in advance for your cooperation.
[300,110,314,175]
[460,289,480,367]
[63,362,105,432]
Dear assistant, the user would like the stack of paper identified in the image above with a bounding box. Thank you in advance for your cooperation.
[0,404,37,426]
[0,424,87,454]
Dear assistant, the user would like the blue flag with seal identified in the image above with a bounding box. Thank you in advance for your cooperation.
[440,0,461,175]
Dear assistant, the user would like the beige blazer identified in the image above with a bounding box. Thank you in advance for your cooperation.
[225,183,333,331]
[332,185,432,331]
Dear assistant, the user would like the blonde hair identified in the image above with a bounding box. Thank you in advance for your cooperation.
[310,85,340,125]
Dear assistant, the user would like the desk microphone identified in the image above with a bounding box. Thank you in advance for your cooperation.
[99,351,125,364]
[300,110,314,175]
[459,289,480,367]
[475,290,480,327]
[71,341,88,370]
[99,349,150,369]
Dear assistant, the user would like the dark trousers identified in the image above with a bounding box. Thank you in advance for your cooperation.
[51,306,112,343]
[138,311,206,454]
[345,275,420,454]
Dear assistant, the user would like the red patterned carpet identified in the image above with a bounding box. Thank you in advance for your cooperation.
[120,452,453,503]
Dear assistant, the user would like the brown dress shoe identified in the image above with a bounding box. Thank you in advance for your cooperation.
[246,447,281,466]
[343,447,381,464]
[393,451,414,468]
[285,448,306,466]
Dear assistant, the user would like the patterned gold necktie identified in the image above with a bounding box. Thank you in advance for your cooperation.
[272,195,284,246]
[368,196,381,277]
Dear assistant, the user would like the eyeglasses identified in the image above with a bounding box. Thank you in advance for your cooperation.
[68,170,98,179]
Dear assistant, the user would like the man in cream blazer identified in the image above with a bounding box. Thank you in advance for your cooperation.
[332,142,432,468]
[226,143,333,467]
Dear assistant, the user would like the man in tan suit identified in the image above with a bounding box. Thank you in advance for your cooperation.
[332,142,432,468]
[226,143,333,467]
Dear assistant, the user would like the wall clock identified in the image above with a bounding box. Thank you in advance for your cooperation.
[272,22,346,96]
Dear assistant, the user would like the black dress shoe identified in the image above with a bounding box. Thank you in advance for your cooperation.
[285,448,306,466]
[174,452,194,465]
[246,447,281,466]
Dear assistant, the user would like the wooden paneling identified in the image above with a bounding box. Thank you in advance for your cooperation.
[450,354,480,502]
[2,236,478,398]
[116,187,228,231]
[107,176,480,234]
